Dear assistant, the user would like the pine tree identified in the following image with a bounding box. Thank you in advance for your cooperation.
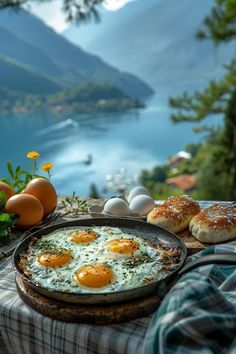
[169,0,236,200]
[89,183,100,199]
[0,0,103,23]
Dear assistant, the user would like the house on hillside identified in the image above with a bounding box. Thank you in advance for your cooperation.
[166,174,197,192]
[167,151,191,173]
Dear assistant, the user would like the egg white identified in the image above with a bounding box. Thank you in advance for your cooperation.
[25,226,166,294]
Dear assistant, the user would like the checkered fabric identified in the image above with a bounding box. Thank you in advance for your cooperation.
[141,243,236,354]
[0,255,149,354]
[0,201,235,354]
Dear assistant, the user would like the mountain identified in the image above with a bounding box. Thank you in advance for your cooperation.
[0,83,144,115]
[142,33,236,87]
[0,55,61,94]
[0,25,61,77]
[63,0,236,90]
[0,9,152,98]
[64,0,157,49]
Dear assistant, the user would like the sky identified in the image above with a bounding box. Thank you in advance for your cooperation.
[28,0,136,32]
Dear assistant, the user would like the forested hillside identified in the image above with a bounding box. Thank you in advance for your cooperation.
[0,9,152,99]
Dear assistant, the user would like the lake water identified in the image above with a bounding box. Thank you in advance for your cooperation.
[0,92,220,197]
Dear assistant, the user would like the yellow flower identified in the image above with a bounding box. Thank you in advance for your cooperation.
[27,151,40,160]
[41,162,54,172]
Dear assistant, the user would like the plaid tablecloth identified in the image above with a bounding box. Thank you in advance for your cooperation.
[141,243,236,354]
[0,201,234,354]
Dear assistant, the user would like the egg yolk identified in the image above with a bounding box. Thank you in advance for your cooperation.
[75,264,113,288]
[108,238,139,254]
[37,249,72,267]
[69,230,97,243]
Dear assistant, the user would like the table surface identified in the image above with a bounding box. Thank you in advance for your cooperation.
[0,200,231,354]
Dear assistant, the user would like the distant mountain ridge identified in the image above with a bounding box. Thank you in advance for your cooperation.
[63,0,236,91]
[0,9,152,98]
[0,82,144,115]
[0,55,61,94]
[0,25,61,77]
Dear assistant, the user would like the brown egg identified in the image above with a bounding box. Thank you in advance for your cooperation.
[24,178,57,216]
[5,194,44,228]
[0,181,15,199]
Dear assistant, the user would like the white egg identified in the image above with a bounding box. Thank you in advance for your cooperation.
[103,198,130,217]
[127,186,151,203]
[129,195,155,216]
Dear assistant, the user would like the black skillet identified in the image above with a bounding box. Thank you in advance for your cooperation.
[13,218,236,305]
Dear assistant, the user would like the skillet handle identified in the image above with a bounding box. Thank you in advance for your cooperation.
[178,254,236,276]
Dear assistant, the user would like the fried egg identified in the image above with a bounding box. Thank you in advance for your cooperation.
[24,226,169,294]
[75,263,113,288]
[69,229,97,243]
[37,249,72,268]
[108,238,139,254]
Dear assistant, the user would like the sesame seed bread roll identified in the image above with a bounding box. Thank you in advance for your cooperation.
[189,203,236,243]
[147,195,200,233]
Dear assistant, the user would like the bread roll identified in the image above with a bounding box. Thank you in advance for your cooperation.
[189,203,236,243]
[147,195,200,233]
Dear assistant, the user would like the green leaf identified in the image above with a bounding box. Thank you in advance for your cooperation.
[13,181,26,193]
[10,213,19,225]
[0,212,19,229]
[0,228,8,238]
[0,191,7,211]
[7,161,15,180]
[14,166,22,182]
[16,170,32,181]
[61,200,67,208]
[0,213,12,224]
[15,166,21,174]
[24,174,33,185]
[34,174,46,179]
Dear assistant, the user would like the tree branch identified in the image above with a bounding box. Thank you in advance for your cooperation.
[196,0,236,43]
[169,59,236,124]
[0,0,104,23]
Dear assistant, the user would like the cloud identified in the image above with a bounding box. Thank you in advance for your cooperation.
[103,0,139,11]
[29,0,139,32]
[29,0,67,32]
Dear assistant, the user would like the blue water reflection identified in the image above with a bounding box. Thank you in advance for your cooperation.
[0,94,221,196]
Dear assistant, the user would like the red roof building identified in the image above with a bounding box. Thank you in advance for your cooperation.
[166,174,197,192]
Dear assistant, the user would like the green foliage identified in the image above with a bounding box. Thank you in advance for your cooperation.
[143,181,182,200]
[1,161,33,193]
[181,133,234,200]
[0,83,144,115]
[169,160,193,177]
[1,151,52,195]
[52,83,129,103]
[169,60,236,127]
[197,0,236,43]
[170,76,236,199]
[140,166,168,185]
[0,191,18,238]
[63,0,103,23]
[0,191,7,211]
[89,183,100,199]
[192,134,233,200]
[61,192,88,214]
[197,160,233,200]
[0,213,18,238]
[0,0,104,24]
[169,0,236,200]
[184,143,201,157]
[140,167,183,199]
[139,129,234,201]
